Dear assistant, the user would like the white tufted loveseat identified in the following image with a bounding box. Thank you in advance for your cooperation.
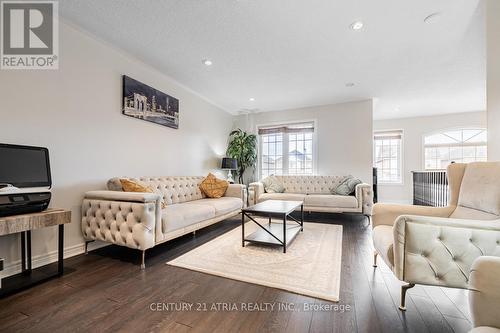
[81,176,246,268]
[372,162,500,311]
[249,175,373,216]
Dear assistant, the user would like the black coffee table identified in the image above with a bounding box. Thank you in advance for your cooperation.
[241,200,304,253]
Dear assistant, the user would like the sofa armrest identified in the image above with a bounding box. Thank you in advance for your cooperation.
[81,199,159,251]
[249,182,264,205]
[392,215,500,287]
[354,183,373,215]
[372,202,454,228]
[469,256,500,329]
[84,190,162,203]
[82,190,162,250]
[224,184,247,207]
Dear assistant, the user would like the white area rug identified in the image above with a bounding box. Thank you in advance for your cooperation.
[167,221,343,302]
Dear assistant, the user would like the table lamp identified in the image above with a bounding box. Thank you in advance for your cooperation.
[221,158,238,183]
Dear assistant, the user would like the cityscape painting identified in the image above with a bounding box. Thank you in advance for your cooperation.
[122,75,179,129]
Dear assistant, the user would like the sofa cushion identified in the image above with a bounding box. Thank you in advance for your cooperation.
[262,175,285,193]
[304,194,358,208]
[162,203,216,233]
[458,162,500,216]
[107,177,123,191]
[120,178,152,193]
[258,193,306,202]
[120,178,167,208]
[199,173,229,198]
[331,175,362,195]
[373,225,394,269]
[188,197,242,216]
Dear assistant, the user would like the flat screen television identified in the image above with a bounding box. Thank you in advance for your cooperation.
[0,143,51,188]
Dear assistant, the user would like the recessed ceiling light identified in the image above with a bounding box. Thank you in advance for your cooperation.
[345,82,355,87]
[350,21,364,30]
[424,12,442,24]
[203,59,213,66]
[249,97,255,101]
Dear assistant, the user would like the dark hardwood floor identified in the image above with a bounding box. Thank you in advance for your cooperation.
[0,213,472,333]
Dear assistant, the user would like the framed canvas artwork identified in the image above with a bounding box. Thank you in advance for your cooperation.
[122,75,179,129]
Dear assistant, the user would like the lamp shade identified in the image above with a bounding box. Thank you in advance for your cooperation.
[221,157,238,170]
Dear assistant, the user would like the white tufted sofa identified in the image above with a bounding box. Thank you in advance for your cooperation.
[81,176,246,268]
[249,175,373,216]
[372,162,500,311]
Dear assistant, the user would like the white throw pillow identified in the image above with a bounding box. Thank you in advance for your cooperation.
[331,175,362,196]
[262,175,285,193]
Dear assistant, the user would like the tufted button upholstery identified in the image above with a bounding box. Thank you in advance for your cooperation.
[114,176,205,205]
[249,175,373,215]
[82,177,245,252]
[271,175,344,194]
[81,199,156,250]
[392,215,500,288]
[373,163,500,309]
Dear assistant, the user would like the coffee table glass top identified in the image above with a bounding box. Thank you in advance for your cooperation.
[243,200,303,214]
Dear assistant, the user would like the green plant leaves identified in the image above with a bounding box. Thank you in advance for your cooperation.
[226,128,257,184]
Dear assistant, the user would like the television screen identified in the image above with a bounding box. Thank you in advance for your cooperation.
[0,144,51,188]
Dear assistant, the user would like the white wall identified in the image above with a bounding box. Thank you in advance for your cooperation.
[374,111,487,203]
[234,100,374,184]
[487,0,500,160]
[0,22,233,276]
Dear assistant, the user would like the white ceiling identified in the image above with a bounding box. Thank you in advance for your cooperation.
[59,0,485,119]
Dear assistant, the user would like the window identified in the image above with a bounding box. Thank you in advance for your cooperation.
[260,132,283,176]
[424,128,487,170]
[258,122,315,177]
[373,130,403,184]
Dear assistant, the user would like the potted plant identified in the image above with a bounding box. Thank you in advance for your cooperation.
[226,129,257,184]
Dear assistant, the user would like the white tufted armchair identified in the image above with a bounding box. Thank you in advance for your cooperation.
[372,162,500,311]
[81,176,246,268]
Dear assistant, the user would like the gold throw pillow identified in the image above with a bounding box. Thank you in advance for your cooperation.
[120,179,167,209]
[199,173,229,198]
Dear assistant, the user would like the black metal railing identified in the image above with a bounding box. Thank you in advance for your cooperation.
[412,170,448,207]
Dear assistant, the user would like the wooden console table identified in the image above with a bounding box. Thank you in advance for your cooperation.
[0,209,71,298]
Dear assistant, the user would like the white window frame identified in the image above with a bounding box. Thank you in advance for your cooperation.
[422,127,488,170]
[259,131,285,177]
[256,119,318,179]
[373,129,404,185]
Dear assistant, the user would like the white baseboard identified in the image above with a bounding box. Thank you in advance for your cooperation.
[0,241,109,278]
